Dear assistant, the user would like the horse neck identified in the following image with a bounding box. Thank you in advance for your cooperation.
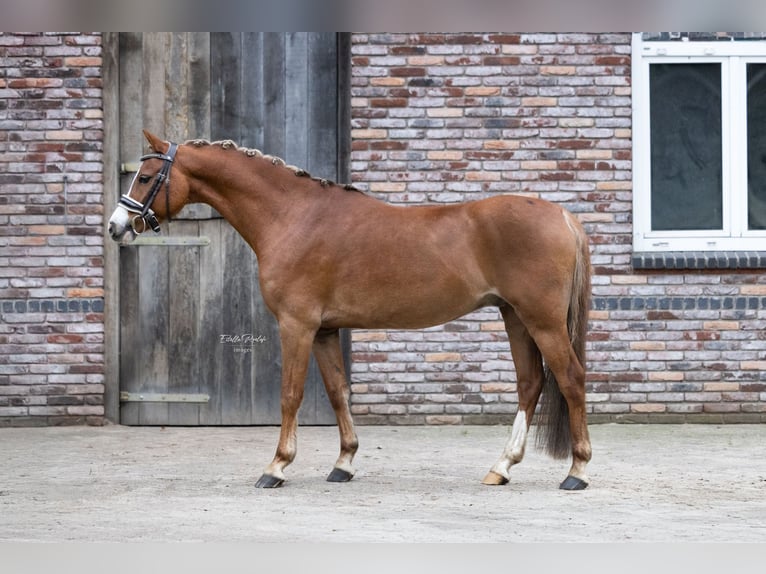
[183,147,302,254]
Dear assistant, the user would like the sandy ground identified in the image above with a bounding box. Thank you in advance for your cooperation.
[1,423,765,542]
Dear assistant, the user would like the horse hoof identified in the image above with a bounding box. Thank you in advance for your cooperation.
[255,474,285,488]
[326,468,354,483]
[559,475,588,491]
[481,471,509,486]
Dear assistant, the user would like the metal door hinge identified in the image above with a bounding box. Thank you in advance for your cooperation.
[120,392,210,403]
[120,236,211,247]
[120,162,141,174]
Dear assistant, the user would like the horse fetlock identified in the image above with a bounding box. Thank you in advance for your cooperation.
[334,450,356,473]
[344,438,360,456]
[566,456,590,487]
[572,442,592,464]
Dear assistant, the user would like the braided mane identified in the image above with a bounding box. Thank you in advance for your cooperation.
[184,138,359,192]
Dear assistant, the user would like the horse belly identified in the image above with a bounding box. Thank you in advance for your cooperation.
[324,249,492,330]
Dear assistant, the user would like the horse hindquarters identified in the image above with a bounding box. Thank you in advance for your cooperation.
[483,204,592,489]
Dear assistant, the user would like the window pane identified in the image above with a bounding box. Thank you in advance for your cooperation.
[748,63,766,230]
[650,63,723,231]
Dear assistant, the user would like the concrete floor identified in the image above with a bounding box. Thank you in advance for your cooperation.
[1,423,765,542]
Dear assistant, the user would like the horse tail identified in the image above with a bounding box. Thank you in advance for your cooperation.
[536,211,591,459]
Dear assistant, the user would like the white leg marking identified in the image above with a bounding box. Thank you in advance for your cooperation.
[333,453,356,476]
[567,461,590,485]
[263,428,297,480]
[489,410,528,480]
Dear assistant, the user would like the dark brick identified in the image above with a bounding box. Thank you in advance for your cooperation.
[48,396,83,406]
[370,98,408,108]
[444,35,483,45]
[390,46,426,55]
[390,67,426,77]
[484,118,521,129]
[483,56,521,66]
[557,139,595,149]
[408,78,439,87]
[487,34,521,44]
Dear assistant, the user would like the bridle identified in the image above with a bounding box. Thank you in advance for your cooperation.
[119,142,178,234]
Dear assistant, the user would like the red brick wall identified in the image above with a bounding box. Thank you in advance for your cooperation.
[348,32,766,424]
[0,33,105,426]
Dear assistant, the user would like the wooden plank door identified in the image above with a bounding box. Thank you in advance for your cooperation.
[117,32,348,425]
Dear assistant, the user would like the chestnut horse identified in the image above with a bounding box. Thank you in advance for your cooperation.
[108,130,592,491]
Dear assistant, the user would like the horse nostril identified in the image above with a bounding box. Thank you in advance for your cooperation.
[108,221,121,239]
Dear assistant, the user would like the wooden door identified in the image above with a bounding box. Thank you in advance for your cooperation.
[116,33,349,425]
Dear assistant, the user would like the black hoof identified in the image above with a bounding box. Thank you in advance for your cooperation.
[326,468,354,483]
[255,474,285,488]
[559,475,588,491]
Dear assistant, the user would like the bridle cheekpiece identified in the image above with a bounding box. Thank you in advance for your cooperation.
[119,142,179,234]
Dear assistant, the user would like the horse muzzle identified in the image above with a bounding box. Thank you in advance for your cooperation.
[108,204,140,243]
[108,196,163,243]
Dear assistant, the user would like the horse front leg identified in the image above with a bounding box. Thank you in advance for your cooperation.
[313,329,359,482]
[255,319,315,488]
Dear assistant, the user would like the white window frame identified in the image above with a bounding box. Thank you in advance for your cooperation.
[632,33,766,252]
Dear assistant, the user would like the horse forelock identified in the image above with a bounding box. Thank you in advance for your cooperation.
[181,137,360,192]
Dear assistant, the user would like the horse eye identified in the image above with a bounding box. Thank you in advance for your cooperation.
[138,174,151,184]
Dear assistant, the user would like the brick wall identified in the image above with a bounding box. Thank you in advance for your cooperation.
[2,32,764,428]
[349,32,766,424]
[0,33,105,426]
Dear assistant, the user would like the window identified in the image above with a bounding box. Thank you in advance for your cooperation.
[632,34,766,252]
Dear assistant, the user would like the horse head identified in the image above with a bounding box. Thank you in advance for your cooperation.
[107,130,191,243]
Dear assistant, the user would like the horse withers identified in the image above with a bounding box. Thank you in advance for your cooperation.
[108,130,592,491]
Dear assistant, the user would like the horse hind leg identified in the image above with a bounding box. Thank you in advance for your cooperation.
[533,327,592,490]
[482,306,545,486]
[312,329,359,483]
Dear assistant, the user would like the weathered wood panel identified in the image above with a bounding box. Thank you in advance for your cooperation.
[210,33,243,143]
[136,245,170,425]
[197,219,225,425]
[241,33,264,149]
[220,225,256,424]
[262,33,287,157]
[285,33,310,165]
[307,33,339,176]
[117,32,144,426]
[118,33,347,425]
[167,220,201,425]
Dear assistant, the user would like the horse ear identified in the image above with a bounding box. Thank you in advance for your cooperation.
[142,129,168,153]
